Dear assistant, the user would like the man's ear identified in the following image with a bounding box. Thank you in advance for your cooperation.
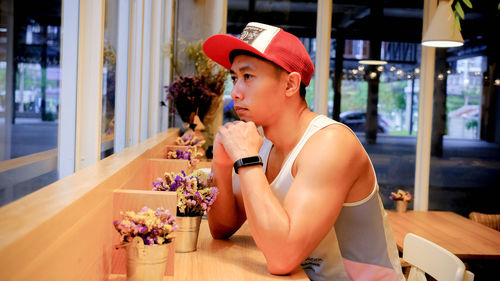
[285,72,301,97]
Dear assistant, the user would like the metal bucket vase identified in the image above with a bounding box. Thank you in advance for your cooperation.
[175,216,202,253]
[396,200,408,213]
[126,237,169,281]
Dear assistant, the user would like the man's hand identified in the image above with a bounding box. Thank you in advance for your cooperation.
[212,132,233,168]
[216,121,263,162]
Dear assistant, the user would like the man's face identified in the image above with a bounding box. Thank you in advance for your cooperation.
[229,55,287,125]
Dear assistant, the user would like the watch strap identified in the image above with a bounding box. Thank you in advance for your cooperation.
[233,155,263,174]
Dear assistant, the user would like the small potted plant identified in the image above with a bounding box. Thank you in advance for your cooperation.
[389,189,413,213]
[152,169,217,252]
[113,206,177,281]
[176,130,205,147]
[165,146,203,166]
[166,39,229,153]
[175,130,207,158]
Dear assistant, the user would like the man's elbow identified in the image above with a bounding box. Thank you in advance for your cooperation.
[209,228,232,240]
[266,258,301,276]
[208,223,237,240]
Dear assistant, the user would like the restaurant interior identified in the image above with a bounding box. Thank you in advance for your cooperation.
[0,0,499,280]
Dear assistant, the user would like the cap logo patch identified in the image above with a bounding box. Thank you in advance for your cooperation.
[240,26,265,45]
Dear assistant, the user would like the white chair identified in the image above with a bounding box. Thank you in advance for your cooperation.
[403,233,474,281]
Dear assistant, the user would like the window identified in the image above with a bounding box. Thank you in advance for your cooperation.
[0,0,61,206]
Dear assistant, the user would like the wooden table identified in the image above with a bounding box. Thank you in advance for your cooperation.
[165,220,308,280]
[387,210,500,260]
[110,220,308,281]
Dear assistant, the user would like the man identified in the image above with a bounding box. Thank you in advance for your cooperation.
[202,22,404,281]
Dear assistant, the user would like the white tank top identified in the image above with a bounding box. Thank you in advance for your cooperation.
[234,115,405,281]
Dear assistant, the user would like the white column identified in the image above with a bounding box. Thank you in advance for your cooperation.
[313,0,332,115]
[148,0,163,137]
[204,0,228,134]
[205,0,227,34]
[75,0,105,170]
[414,0,437,211]
[127,0,144,146]
[139,0,152,142]
[160,0,175,132]
[114,0,130,153]
[58,0,80,178]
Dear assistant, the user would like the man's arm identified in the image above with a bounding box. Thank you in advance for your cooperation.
[206,134,246,239]
[219,122,371,275]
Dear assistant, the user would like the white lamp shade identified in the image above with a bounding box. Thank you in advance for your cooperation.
[358,59,388,65]
[422,1,464,48]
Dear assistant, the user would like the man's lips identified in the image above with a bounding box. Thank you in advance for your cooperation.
[234,106,248,114]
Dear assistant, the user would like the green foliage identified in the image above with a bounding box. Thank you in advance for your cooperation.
[461,86,480,98]
[390,130,417,136]
[450,0,476,30]
[181,40,228,96]
[305,77,315,108]
[0,67,5,90]
[466,119,478,130]
[340,81,368,112]
[303,77,334,110]
[446,95,465,114]
[379,81,407,113]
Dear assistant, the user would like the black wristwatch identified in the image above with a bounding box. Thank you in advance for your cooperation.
[233,156,263,174]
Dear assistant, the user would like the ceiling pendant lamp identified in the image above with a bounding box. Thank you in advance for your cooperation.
[422,0,464,48]
[358,59,388,65]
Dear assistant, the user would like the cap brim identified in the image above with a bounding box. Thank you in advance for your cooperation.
[203,34,267,71]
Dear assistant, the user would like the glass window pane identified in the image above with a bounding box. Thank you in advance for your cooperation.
[429,51,500,218]
[101,0,119,159]
[0,0,61,206]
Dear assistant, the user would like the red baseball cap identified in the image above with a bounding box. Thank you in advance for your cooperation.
[203,22,314,86]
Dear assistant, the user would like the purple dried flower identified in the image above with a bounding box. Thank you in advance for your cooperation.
[152,170,218,216]
[166,75,216,123]
[113,206,177,246]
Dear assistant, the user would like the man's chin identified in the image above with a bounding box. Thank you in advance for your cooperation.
[238,116,249,122]
[238,116,260,125]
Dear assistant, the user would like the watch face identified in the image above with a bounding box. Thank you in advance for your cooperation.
[234,156,263,174]
[242,156,261,164]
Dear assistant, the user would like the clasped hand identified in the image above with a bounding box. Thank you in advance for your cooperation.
[213,121,263,167]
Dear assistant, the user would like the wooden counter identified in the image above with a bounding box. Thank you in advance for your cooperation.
[0,129,307,281]
[168,220,307,281]
[0,129,184,281]
[109,220,308,281]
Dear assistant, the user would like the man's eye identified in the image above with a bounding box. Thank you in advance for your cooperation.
[243,74,252,80]
[231,76,237,83]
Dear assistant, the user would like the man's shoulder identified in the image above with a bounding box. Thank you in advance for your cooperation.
[300,121,365,162]
[312,121,357,143]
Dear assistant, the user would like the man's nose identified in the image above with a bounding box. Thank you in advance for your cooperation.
[231,82,243,101]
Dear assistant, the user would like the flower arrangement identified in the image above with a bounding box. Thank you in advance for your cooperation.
[167,75,217,126]
[166,146,203,166]
[166,39,228,150]
[183,40,228,97]
[113,206,177,245]
[152,169,217,217]
[389,189,413,202]
[176,131,205,147]
[166,148,201,161]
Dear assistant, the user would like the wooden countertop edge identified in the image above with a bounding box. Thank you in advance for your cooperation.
[0,128,180,251]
